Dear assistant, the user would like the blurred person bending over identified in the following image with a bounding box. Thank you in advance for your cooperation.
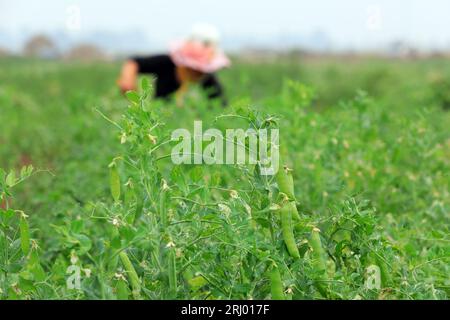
[117,24,230,106]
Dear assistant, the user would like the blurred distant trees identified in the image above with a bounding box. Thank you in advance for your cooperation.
[23,35,59,58]
[0,47,12,57]
[63,43,108,61]
[21,35,108,61]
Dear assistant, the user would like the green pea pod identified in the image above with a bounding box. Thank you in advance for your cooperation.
[159,190,167,227]
[133,196,144,225]
[124,179,136,207]
[279,202,300,259]
[375,254,392,288]
[183,267,208,291]
[188,275,208,290]
[240,264,249,284]
[124,188,137,225]
[276,163,295,200]
[19,213,30,256]
[109,161,121,203]
[0,230,5,262]
[168,248,177,296]
[270,267,285,300]
[309,227,329,297]
[119,251,141,300]
[108,229,121,271]
[28,248,46,281]
[182,268,194,282]
[159,180,169,227]
[275,158,301,223]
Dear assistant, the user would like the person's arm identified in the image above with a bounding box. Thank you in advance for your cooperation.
[117,59,139,93]
[117,55,167,94]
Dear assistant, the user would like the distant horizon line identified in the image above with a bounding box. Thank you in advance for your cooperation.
[1,28,449,54]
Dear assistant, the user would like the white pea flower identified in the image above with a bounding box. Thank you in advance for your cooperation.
[161,179,170,191]
[120,132,127,144]
[147,134,157,145]
[115,273,126,281]
[84,268,92,278]
[230,190,239,199]
[70,253,78,265]
[166,241,176,248]
[269,203,281,211]
[244,202,252,215]
[218,203,231,215]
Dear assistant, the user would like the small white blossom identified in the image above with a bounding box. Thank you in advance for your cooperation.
[147,134,157,145]
[243,202,252,215]
[112,218,120,226]
[115,273,127,281]
[83,268,92,278]
[269,203,281,211]
[218,203,231,215]
[161,179,170,191]
[120,132,127,144]
[230,190,239,199]
[178,201,187,209]
[70,253,78,265]
[166,241,176,248]
[125,179,133,188]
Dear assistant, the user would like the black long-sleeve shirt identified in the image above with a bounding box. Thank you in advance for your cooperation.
[131,54,224,101]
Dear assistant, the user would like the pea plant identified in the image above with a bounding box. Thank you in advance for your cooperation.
[0,77,401,300]
[0,165,49,299]
[74,80,396,300]
[2,56,449,300]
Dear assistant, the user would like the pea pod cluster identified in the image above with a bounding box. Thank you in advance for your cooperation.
[309,227,330,298]
[119,251,142,300]
[270,266,285,300]
[275,159,301,258]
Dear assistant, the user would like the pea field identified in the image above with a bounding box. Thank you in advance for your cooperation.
[0,56,449,300]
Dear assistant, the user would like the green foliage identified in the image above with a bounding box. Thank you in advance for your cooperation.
[0,57,448,300]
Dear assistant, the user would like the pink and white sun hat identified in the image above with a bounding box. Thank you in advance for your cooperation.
[169,23,231,73]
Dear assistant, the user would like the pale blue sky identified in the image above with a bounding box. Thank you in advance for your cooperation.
[1,0,449,51]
